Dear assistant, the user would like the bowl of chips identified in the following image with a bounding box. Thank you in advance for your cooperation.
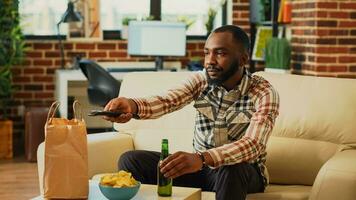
[99,170,140,200]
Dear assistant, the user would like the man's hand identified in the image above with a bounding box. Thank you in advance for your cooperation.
[103,97,137,123]
[159,151,203,179]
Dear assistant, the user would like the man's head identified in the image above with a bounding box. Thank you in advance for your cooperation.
[204,25,249,89]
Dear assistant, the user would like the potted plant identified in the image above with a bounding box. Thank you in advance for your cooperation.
[205,0,226,36]
[121,17,136,40]
[205,7,217,36]
[0,0,25,158]
[177,16,195,30]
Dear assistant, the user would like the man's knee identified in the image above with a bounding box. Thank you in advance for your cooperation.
[218,162,250,175]
[215,163,254,200]
[216,162,252,186]
[118,150,137,169]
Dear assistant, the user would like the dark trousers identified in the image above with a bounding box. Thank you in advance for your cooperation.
[118,150,264,200]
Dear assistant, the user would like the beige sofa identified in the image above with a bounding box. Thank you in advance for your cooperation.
[37,71,356,200]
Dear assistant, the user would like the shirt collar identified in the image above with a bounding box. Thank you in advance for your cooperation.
[205,68,252,96]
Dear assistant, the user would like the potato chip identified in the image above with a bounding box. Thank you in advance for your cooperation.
[100,170,138,188]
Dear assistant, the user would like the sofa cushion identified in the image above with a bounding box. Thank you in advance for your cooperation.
[198,185,311,200]
[256,72,356,185]
[256,72,356,146]
[120,129,194,153]
[266,136,339,185]
[247,185,311,200]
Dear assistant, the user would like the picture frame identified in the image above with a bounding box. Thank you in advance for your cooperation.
[252,26,272,61]
[252,26,283,61]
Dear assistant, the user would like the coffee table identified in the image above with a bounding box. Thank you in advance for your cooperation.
[31,180,201,200]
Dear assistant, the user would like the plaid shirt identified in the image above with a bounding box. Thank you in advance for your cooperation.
[133,69,279,185]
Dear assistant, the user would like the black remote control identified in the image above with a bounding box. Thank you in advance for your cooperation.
[88,110,123,117]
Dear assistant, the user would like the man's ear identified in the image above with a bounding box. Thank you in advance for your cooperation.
[240,51,249,66]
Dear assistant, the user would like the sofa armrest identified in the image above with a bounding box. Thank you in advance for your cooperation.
[37,131,134,195]
[309,149,356,200]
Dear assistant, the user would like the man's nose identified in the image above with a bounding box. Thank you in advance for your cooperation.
[205,53,217,65]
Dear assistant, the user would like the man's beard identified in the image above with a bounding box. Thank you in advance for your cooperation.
[206,59,240,86]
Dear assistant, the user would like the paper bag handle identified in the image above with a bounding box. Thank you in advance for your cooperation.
[46,100,83,123]
[72,100,83,121]
[46,101,60,124]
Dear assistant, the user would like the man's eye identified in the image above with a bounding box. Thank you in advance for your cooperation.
[204,51,209,55]
[216,51,226,55]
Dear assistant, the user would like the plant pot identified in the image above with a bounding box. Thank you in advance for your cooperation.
[121,25,129,40]
[0,120,13,159]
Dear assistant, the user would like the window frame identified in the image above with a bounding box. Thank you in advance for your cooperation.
[22,0,227,40]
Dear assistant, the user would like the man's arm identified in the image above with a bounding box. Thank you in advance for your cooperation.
[103,72,207,123]
[132,72,207,119]
[206,84,280,167]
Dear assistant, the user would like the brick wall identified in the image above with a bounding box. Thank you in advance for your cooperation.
[291,1,356,78]
[232,0,250,32]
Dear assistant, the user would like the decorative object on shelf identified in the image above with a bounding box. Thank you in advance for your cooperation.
[252,26,272,61]
[57,0,82,69]
[121,17,136,40]
[205,7,217,36]
[177,16,195,30]
[0,0,25,158]
[282,0,292,23]
[250,0,271,24]
[265,27,291,69]
[252,25,284,61]
[205,0,226,36]
[278,0,292,24]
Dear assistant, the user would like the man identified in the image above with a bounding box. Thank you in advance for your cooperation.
[103,25,279,200]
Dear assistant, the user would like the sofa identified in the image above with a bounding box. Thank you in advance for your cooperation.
[37,71,356,200]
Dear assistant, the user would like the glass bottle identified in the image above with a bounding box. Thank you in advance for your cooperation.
[157,139,172,196]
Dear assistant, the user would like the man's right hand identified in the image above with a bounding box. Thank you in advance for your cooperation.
[103,97,138,123]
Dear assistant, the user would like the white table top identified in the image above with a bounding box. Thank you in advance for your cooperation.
[31,180,201,200]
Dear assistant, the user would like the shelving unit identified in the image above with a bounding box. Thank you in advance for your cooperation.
[249,0,291,73]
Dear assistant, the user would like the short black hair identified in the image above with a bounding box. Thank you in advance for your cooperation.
[212,25,250,52]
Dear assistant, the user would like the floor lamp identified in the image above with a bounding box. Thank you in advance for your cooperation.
[57,1,82,69]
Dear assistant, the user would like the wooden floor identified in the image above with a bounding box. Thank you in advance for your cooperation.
[0,156,39,200]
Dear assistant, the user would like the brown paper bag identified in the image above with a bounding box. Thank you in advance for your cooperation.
[43,101,89,199]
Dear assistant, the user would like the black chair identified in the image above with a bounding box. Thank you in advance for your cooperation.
[79,59,121,107]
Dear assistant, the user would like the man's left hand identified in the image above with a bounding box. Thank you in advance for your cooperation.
[159,151,203,179]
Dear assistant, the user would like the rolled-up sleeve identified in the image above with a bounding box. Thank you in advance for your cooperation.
[132,72,208,119]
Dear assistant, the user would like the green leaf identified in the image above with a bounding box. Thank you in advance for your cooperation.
[0,0,24,118]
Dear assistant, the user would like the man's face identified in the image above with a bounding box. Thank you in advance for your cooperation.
[203,32,246,86]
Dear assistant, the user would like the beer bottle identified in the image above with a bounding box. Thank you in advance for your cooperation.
[157,139,172,196]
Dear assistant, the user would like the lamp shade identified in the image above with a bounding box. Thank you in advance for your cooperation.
[61,2,82,23]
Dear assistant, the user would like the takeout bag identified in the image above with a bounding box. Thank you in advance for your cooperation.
[43,101,89,199]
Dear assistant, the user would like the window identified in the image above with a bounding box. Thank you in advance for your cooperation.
[19,0,67,35]
[100,0,225,35]
[19,0,226,37]
[100,0,150,30]
[161,0,224,36]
